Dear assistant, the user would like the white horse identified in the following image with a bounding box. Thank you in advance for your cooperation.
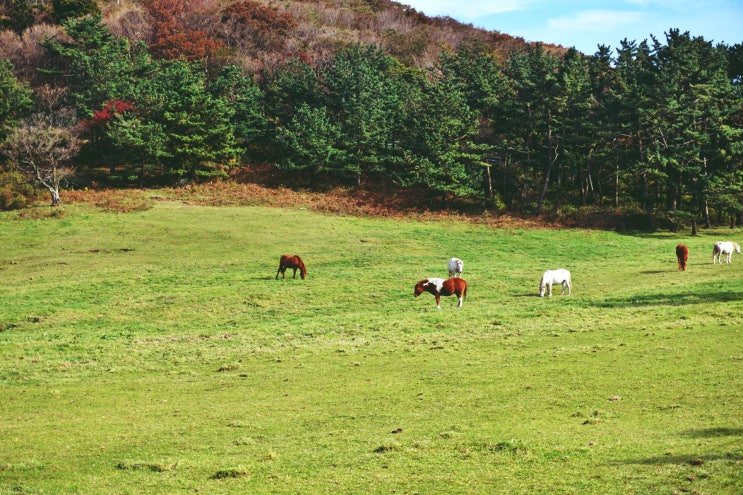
[539,269,572,297]
[448,257,464,278]
[712,241,741,264]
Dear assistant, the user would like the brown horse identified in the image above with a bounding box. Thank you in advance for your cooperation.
[414,277,467,309]
[276,254,307,280]
[676,244,689,270]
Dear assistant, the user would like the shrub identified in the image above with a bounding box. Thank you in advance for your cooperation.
[0,168,39,210]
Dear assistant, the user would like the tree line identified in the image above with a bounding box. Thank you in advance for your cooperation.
[1,11,742,230]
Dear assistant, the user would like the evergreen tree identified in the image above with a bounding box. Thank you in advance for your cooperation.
[0,59,33,140]
[40,16,154,114]
[401,71,482,206]
[276,103,347,183]
[52,0,100,23]
[210,65,267,161]
[5,0,35,34]
[320,44,405,186]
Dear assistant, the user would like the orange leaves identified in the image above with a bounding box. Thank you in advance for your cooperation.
[143,0,224,61]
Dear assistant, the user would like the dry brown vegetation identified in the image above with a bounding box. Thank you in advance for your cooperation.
[63,178,558,230]
[1,0,554,90]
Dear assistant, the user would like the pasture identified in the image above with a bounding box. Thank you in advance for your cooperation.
[1,200,741,494]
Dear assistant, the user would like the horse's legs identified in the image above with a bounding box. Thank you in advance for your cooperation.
[276,265,283,279]
[435,294,441,309]
[292,267,297,278]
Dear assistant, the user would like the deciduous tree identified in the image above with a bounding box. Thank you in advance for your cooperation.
[2,109,80,205]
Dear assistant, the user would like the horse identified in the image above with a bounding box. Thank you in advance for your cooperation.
[414,277,467,309]
[275,254,307,279]
[712,241,741,264]
[539,268,571,297]
[448,257,464,278]
[676,244,689,270]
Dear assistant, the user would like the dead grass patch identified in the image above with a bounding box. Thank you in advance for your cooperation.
[65,180,556,229]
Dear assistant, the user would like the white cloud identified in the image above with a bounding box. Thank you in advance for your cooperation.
[401,0,742,53]
[546,10,646,33]
[401,0,529,19]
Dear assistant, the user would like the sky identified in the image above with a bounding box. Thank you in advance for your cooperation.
[400,0,743,54]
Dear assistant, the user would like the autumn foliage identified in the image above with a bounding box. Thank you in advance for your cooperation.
[144,0,224,61]
[221,0,298,52]
[82,99,135,130]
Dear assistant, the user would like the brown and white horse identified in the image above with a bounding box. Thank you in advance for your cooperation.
[414,277,467,309]
[276,254,307,279]
[676,244,689,270]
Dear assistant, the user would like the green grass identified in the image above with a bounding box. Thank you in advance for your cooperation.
[1,201,741,494]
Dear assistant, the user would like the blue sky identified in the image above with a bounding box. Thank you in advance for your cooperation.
[401,0,743,54]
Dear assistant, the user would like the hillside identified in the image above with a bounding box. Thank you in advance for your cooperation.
[103,0,561,70]
[1,0,564,78]
[1,0,740,230]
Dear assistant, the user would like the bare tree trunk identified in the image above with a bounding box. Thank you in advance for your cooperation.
[49,187,61,206]
[614,159,619,208]
[484,165,493,207]
[537,123,557,215]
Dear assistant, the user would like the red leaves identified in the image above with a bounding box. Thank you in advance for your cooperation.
[221,0,298,52]
[222,0,298,35]
[144,0,224,61]
[82,99,134,130]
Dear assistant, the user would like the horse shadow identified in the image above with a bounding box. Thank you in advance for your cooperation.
[617,427,743,466]
[618,451,743,466]
[682,427,743,438]
[596,291,743,308]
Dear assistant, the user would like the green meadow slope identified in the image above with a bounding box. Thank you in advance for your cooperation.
[1,202,741,494]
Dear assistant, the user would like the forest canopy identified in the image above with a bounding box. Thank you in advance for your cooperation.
[0,0,741,231]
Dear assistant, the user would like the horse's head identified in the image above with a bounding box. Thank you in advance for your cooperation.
[413,280,426,297]
[736,243,742,254]
[298,259,307,279]
[538,277,546,297]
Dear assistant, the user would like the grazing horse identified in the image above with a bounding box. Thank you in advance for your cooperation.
[448,257,464,278]
[275,254,307,279]
[676,244,689,270]
[539,269,571,297]
[414,277,467,309]
[712,241,741,264]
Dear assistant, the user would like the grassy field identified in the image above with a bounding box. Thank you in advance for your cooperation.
[1,198,741,494]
